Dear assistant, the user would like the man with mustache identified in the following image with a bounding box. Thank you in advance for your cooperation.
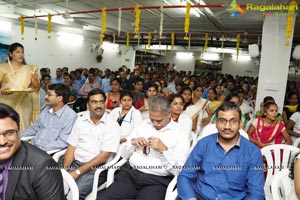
[98,95,190,200]
[0,103,64,199]
[177,102,265,200]
[22,83,78,153]
[59,88,120,200]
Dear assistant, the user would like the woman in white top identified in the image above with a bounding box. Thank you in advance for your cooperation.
[169,94,192,140]
[110,90,142,144]
[286,105,300,144]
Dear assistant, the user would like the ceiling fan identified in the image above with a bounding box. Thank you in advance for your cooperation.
[62,0,99,20]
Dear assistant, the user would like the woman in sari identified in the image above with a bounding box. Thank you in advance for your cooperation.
[247,102,292,149]
[192,85,212,125]
[0,42,40,132]
[134,83,158,111]
[207,87,223,114]
[169,94,192,140]
[106,78,121,112]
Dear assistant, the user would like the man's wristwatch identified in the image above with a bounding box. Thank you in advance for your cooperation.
[75,169,81,175]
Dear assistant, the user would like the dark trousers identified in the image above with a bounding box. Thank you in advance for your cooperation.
[97,163,173,200]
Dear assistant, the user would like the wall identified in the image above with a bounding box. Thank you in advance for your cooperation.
[0,22,135,76]
[156,52,200,72]
[222,54,259,77]
[156,51,259,76]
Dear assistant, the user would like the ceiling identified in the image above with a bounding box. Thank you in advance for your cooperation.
[0,0,299,48]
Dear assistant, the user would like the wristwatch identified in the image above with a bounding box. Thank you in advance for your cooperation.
[75,169,81,175]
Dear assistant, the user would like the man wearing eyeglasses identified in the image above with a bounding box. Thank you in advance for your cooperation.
[22,83,78,153]
[178,102,265,200]
[60,88,120,199]
[0,103,65,199]
[98,95,190,200]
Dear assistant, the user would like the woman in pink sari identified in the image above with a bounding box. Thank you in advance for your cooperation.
[247,102,292,149]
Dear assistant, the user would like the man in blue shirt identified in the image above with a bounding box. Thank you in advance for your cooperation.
[178,102,265,200]
[22,83,78,152]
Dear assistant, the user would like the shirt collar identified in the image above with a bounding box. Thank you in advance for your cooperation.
[48,104,67,117]
[216,133,241,147]
[83,111,108,125]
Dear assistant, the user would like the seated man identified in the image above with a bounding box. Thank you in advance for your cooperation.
[178,102,265,200]
[22,83,77,152]
[0,103,64,199]
[60,88,120,199]
[98,95,190,200]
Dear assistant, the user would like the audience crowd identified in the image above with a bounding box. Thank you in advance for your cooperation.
[2,58,300,199]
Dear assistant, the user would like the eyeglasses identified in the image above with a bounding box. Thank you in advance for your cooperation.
[89,100,105,105]
[216,118,240,126]
[143,145,150,155]
[46,93,57,97]
[0,130,18,137]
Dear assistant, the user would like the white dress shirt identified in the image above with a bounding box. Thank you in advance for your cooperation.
[67,112,120,163]
[128,119,190,176]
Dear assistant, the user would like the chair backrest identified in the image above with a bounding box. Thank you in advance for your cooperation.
[164,175,178,200]
[271,168,297,200]
[61,169,79,200]
[261,144,299,200]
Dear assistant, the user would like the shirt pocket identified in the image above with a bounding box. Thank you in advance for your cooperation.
[226,165,248,191]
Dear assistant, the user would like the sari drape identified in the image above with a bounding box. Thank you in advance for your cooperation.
[0,63,40,132]
[252,117,285,148]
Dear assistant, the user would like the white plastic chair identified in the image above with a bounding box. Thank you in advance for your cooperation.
[85,153,122,200]
[53,149,122,200]
[271,168,297,200]
[21,136,34,144]
[164,175,178,200]
[261,144,300,200]
[61,169,79,200]
[293,137,300,148]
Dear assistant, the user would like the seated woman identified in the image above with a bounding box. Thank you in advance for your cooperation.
[180,86,205,133]
[109,90,142,145]
[169,94,192,139]
[286,105,300,144]
[134,83,158,112]
[207,87,223,114]
[283,92,299,125]
[192,84,212,130]
[255,96,283,121]
[247,102,292,149]
[106,78,121,112]
[132,78,145,105]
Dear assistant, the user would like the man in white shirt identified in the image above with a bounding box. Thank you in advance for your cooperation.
[98,95,190,200]
[60,88,120,199]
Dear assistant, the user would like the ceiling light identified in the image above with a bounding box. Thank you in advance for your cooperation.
[202,53,221,60]
[0,20,12,32]
[176,52,193,58]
